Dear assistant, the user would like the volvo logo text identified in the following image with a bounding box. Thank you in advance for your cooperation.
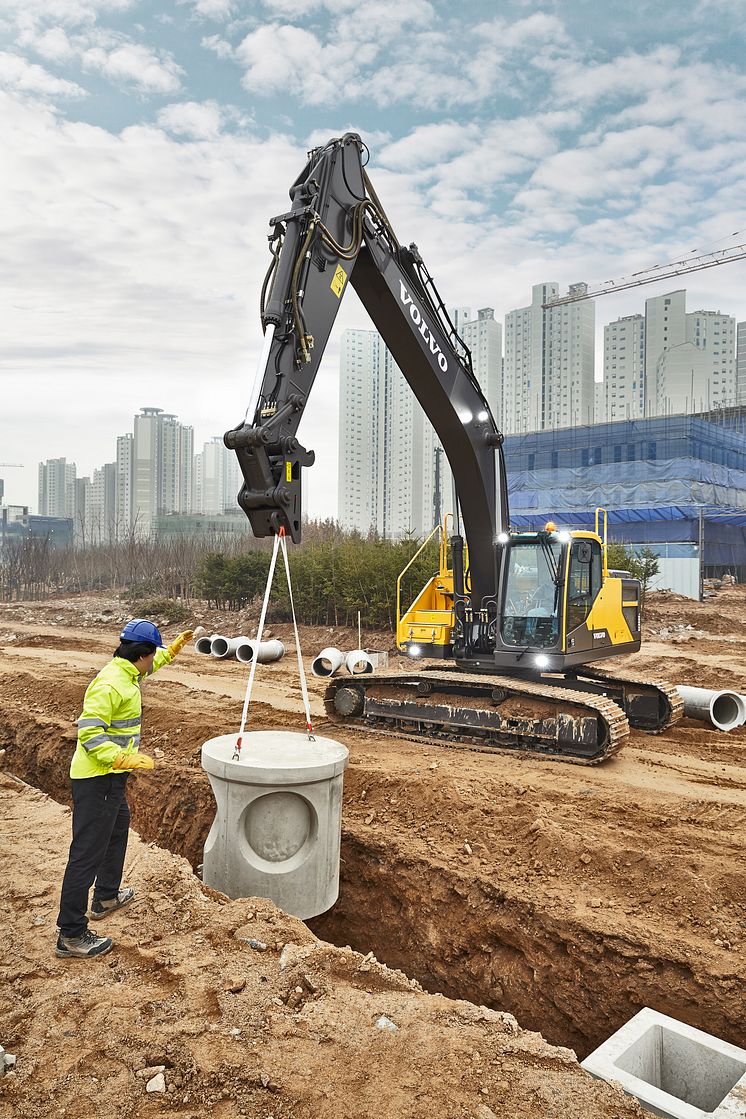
[399,282,448,372]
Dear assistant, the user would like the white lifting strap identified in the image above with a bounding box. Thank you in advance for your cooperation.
[233,529,315,760]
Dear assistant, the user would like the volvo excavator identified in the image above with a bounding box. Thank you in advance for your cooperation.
[224,133,682,764]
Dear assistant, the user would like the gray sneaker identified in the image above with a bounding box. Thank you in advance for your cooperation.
[90,886,135,919]
[56,930,113,958]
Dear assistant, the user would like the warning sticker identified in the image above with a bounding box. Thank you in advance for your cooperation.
[285,461,292,483]
[330,264,347,298]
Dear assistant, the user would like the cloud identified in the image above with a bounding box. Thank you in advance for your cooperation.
[184,0,236,18]
[10,3,183,97]
[0,51,85,97]
[157,100,223,139]
[79,39,183,93]
[549,46,683,106]
[200,33,234,59]
[375,123,479,171]
[236,23,323,94]
[28,27,76,62]
[231,2,475,109]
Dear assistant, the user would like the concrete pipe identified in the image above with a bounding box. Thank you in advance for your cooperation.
[345,649,375,675]
[194,634,216,655]
[210,635,249,659]
[677,685,746,732]
[312,647,345,678]
[235,639,285,664]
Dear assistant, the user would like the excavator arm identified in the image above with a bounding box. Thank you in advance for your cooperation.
[224,132,508,615]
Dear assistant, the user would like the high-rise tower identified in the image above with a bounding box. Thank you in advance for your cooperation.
[504,283,595,433]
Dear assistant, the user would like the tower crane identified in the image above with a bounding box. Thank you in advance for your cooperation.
[544,237,746,306]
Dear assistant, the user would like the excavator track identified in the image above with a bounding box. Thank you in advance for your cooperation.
[567,667,684,734]
[324,671,630,765]
[417,662,684,736]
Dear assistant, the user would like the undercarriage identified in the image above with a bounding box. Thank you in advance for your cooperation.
[324,668,682,765]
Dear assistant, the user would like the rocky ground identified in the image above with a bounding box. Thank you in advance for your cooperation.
[1,587,745,1118]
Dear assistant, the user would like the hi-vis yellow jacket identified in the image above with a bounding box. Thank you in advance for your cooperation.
[70,650,173,779]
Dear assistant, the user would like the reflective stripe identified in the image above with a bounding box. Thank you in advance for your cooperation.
[108,729,139,738]
[77,718,109,730]
[110,717,140,729]
[81,733,110,751]
[81,730,139,752]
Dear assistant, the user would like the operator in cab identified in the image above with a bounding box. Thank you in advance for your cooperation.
[55,619,193,960]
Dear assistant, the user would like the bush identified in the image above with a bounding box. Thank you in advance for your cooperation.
[194,535,441,628]
[130,597,192,625]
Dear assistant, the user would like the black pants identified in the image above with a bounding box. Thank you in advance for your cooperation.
[56,773,130,938]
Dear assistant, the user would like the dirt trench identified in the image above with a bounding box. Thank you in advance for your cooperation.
[2,662,744,1064]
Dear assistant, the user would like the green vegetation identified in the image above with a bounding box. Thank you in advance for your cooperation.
[126,596,192,625]
[0,518,444,628]
[606,542,660,604]
[195,532,441,628]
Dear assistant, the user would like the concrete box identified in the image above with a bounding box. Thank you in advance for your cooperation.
[201,731,349,921]
[581,1008,746,1119]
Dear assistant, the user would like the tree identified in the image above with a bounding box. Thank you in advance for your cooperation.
[629,547,660,605]
[606,541,659,607]
[606,542,634,574]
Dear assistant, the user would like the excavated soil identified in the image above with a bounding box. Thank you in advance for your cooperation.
[1,588,745,1118]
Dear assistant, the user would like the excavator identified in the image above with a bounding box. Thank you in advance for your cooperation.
[225,133,682,764]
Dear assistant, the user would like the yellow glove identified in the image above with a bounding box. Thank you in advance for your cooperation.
[112,752,155,771]
[167,630,194,658]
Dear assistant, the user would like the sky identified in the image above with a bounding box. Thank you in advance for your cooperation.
[2,0,746,517]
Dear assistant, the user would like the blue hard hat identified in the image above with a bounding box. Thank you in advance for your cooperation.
[120,618,163,647]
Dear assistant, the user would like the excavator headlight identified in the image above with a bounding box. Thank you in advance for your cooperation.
[557,530,571,543]
[534,654,550,669]
[477,410,489,422]
[408,644,422,657]
[457,409,473,424]
[497,532,510,545]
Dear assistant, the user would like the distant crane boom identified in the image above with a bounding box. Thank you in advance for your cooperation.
[0,463,23,468]
[544,240,746,307]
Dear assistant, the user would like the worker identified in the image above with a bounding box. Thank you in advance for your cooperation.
[55,619,193,959]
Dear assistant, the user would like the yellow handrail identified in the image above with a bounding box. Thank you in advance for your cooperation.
[595,507,608,576]
[439,512,452,574]
[397,522,443,632]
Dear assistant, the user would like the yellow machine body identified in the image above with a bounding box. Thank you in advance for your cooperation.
[397,512,641,670]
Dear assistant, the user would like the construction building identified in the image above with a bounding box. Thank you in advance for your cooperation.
[504,408,746,597]
[192,436,243,516]
[601,291,737,423]
[0,506,73,549]
[337,311,502,538]
[154,512,251,537]
[504,282,595,434]
[38,458,76,520]
[112,408,194,536]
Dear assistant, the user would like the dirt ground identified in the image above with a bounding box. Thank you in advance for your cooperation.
[1,587,745,1118]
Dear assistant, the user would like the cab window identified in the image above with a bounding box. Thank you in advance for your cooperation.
[500,538,562,648]
[567,539,603,631]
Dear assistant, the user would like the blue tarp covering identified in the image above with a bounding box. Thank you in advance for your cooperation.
[510,508,746,528]
[506,459,746,517]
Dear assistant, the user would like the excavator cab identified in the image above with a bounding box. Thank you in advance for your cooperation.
[399,510,642,674]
